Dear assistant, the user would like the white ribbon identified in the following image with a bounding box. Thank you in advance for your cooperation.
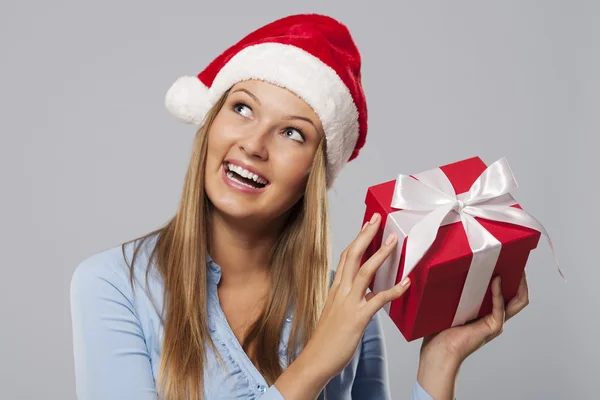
[373,157,564,325]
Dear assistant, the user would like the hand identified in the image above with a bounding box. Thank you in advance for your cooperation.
[421,272,530,364]
[306,212,412,379]
[273,213,412,399]
[416,272,531,399]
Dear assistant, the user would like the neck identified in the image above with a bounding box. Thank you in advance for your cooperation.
[208,209,286,289]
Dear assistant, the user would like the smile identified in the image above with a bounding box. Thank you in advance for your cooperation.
[222,161,270,193]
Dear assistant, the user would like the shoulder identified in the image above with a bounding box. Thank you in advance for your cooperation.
[70,235,159,304]
[71,244,129,292]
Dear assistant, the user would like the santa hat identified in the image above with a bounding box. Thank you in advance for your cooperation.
[165,13,367,187]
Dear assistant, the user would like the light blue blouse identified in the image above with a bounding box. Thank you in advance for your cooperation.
[70,235,433,399]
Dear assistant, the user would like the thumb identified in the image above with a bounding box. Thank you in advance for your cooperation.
[467,277,506,342]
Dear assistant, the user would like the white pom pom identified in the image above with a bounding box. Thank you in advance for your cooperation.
[165,76,211,124]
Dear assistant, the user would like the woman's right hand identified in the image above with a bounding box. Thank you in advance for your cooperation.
[305,212,412,379]
[273,212,411,399]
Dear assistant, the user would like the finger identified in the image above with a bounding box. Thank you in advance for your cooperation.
[351,232,398,299]
[331,248,349,288]
[364,276,411,316]
[485,276,506,337]
[464,276,506,344]
[323,250,350,320]
[340,213,382,287]
[506,271,529,321]
[333,220,364,287]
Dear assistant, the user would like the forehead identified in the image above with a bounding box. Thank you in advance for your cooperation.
[229,80,323,126]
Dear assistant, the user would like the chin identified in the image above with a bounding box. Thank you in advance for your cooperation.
[212,195,261,220]
[205,176,262,219]
[205,165,301,224]
[207,187,297,227]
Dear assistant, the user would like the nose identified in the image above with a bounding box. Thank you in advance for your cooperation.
[238,125,269,161]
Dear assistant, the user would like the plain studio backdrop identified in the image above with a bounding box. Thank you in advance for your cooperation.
[1,1,597,399]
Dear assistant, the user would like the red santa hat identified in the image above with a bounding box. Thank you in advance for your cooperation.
[165,13,367,187]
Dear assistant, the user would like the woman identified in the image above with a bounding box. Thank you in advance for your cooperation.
[70,14,530,400]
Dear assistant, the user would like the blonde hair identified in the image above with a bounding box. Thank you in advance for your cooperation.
[123,89,331,399]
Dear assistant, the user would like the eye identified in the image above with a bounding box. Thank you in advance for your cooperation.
[283,127,305,143]
[232,102,253,118]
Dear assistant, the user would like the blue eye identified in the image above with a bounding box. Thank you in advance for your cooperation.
[233,103,252,118]
[283,127,305,143]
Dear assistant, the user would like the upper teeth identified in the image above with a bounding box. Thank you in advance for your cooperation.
[227,163,268,184]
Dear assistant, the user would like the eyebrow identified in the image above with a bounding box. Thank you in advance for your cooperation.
[231,87,319,132]
[231,88,261,105]
[283,114,318,132]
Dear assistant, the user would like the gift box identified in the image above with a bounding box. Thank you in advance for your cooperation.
[361,156,560,342]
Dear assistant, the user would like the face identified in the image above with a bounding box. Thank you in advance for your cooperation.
[204,80,325,225]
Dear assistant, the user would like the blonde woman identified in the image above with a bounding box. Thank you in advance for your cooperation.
[70,14,530,400]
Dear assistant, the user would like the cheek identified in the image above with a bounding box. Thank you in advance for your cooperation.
[273,153,312,189]
[207,120,238,158]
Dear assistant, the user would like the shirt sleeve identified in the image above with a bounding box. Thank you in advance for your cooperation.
[259,386,285,399]
[412,380,435,400]
[351,311,434,400]
[70,255,158,400]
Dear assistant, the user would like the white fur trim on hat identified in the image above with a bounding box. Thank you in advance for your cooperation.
[166,43,359,186]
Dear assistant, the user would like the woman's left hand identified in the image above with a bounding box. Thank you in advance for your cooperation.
[417,271,530,398]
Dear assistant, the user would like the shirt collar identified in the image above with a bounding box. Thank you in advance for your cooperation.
[206,253,222,285]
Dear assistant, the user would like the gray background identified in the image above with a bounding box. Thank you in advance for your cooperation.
[1,1,597,399]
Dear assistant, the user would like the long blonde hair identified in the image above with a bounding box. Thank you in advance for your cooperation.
[123,89,331,399]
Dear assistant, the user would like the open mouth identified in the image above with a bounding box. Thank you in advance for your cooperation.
[223,162,269,189]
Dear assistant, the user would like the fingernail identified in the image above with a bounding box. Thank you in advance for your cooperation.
[385,233,396,245]
[370,213,380,224]
[400,277,411,286]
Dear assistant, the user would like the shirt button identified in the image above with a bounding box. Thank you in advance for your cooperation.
[257,384,266,393]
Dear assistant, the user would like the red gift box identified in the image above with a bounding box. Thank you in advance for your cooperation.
[361,156,549,342]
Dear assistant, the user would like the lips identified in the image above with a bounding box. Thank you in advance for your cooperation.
[223,159,270,185]
[221,164,270,194]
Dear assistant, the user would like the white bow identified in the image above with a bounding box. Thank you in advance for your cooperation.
[374,157,564,325]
